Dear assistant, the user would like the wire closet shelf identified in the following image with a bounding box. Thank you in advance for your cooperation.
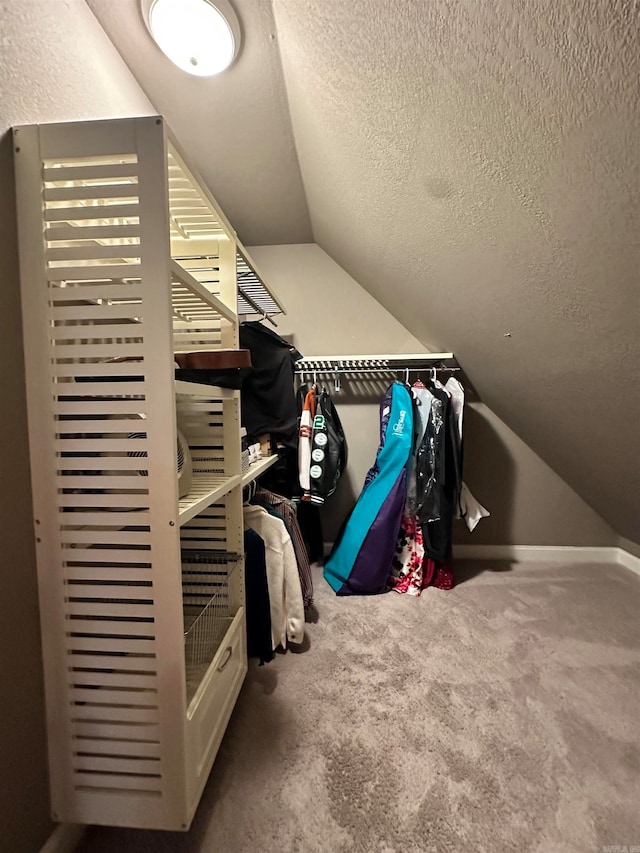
[294,353,459,378]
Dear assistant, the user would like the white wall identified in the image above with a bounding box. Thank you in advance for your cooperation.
[456,402,616,547]
[0,2,153,850]
[248,244,616,547]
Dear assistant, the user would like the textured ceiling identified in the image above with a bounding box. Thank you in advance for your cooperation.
[86,0,639,541]
[272,0,640,541]
[85,0,311,245]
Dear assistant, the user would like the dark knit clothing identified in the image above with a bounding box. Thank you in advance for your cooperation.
[243,529,274,665]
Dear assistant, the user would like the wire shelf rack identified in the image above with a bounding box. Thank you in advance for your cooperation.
[182,551,240,702]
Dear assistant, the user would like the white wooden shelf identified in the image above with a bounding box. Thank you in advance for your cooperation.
[241,454,278,487]
[179,474,242,525]
[171,259,237,324]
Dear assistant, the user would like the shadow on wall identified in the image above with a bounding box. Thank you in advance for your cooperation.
[452,403,516,546]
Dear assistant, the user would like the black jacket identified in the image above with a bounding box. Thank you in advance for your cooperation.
[239,322,302,447]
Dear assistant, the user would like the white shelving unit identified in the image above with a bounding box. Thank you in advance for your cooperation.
[13,115,283,831]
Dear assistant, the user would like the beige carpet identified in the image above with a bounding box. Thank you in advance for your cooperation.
[77,560,640,853]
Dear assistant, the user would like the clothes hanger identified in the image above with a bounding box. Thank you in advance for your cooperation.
[242,480,257,505]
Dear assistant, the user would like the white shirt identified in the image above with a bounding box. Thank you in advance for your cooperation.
[243,505,305,650]
[444,376,490,531]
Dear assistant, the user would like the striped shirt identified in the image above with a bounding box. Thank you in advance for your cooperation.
[253,488,314,609]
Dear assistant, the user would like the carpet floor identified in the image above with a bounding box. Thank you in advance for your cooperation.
[77,560,640,853]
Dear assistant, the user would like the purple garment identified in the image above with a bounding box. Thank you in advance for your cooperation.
[337,470,408,595]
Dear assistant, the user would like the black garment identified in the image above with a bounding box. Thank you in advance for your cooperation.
[416,383,462,563]
[297,503,324,563]
[415,389,447,522]
[244,529,274,665]
[239,322,302,447]
[258,439,325,564]
[307,390,348,505]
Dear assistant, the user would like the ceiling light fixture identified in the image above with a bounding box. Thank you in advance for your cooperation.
[142,0,240,76]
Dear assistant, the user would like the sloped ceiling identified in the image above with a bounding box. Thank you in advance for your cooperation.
[272,0,640,542]
[85,0,311,244]
[86,0,639,541]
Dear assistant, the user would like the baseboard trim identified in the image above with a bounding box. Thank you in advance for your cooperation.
[453,544,640,576]
[40,823,85,853]
[616,547,640,577]
[452,545,618,562]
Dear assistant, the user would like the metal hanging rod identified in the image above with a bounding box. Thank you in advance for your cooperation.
[294,353,458,375]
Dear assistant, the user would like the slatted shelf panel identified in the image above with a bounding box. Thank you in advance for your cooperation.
[15,116,254,831]
[15,119,193,829]
[43,155,172,797]
[167,149,229,242]
[167,145,233,332]
[176,392,241,525]
[40,145,178,809]
[171,261,237,324]
[167,142,283,322]
[170,260,235,355]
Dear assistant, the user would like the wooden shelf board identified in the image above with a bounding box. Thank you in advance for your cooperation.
[170,259,238,324]
[179,474,241,525]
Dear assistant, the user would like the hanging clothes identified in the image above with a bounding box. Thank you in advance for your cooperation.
[297,385,317,500]
[416,379,461,565]
[243,529,274,665]
[405,381,432,515]
[252,487,314,611]
[390,376,463,595]
[243,505,305,650]
[306,389,348,505]
[389,382,430,596]
[324,382,413,595]
[239,322,302,448]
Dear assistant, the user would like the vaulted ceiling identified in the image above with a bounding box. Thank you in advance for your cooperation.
[87,0,639,542]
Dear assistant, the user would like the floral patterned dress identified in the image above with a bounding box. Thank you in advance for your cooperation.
[389,511,425,596]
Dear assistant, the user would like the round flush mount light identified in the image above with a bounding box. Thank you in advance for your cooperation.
[142,0,240,76]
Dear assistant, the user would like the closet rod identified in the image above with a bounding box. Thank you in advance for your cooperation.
[294,353,458,374]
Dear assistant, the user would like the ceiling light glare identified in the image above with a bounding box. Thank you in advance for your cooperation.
[147,0,239,76]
